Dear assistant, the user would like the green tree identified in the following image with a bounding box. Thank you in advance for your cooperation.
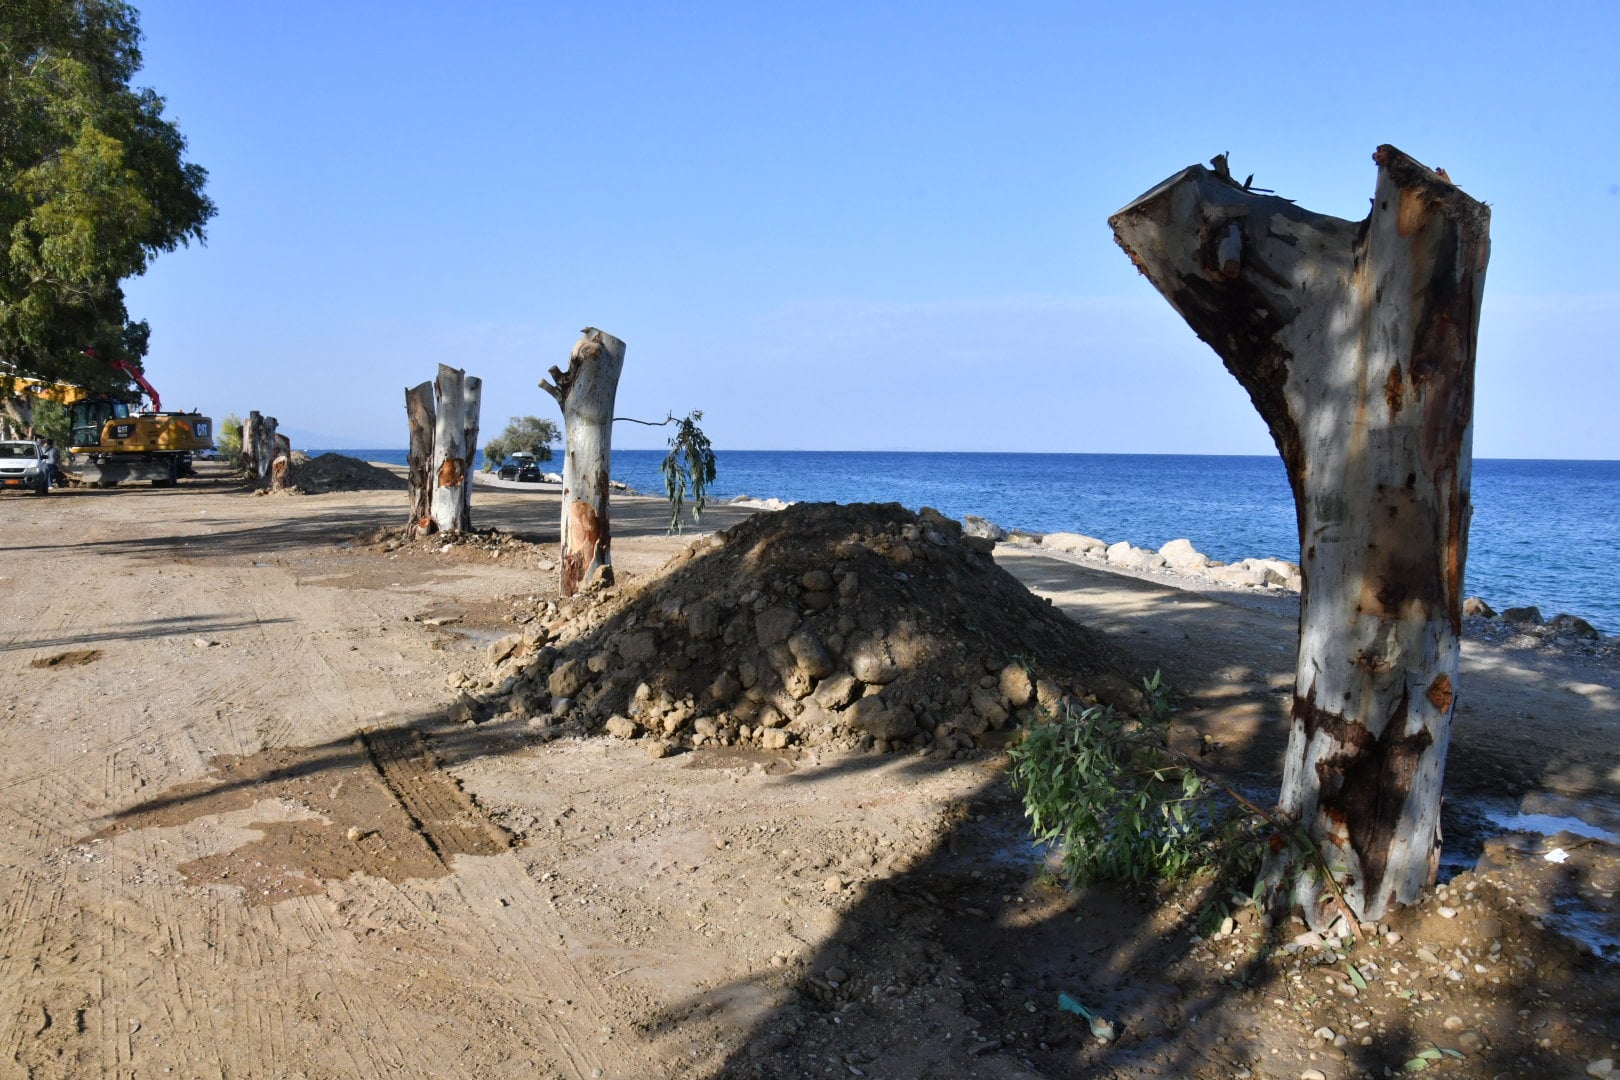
[217,411,242,467]
[482,415,559,470]
[29,397,70,446]
[0,0,214,393]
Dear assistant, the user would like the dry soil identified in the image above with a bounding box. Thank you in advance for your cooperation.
[0,464,1616,1080]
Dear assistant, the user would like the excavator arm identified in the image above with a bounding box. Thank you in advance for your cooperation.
[110,359,161,412]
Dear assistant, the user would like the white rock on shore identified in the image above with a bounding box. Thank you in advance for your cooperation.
[1040,532,1107,556]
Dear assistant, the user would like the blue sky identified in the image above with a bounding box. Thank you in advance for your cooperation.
[121,2,1619,457]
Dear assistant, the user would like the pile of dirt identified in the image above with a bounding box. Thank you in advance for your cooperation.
[352,524,558,571]
[475,502,1145,754]
[289,452,409,493]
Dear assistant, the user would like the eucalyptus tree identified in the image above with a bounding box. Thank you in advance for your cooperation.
[0,0,214,390]
[1109,146,1490,924]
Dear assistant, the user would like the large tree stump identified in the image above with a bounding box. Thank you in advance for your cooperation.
[269,433,292,492]
[405,380,436,536]
[241,411,278,487]
[428,364,481,534]
[1109,146,1490,923]
[241,411,262,479]
[541,328,626,596]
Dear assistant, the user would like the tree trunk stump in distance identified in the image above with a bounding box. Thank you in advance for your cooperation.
[242,411,261,480]
[428,364,480,534]
[269,433,291,492]
[541,327,626,597]
[1109,146,1490,924]
[405,381,436,536]
[242,412,278,488]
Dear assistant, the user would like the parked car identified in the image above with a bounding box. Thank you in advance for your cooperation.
[498,452,542,482]
[0,440,50,495]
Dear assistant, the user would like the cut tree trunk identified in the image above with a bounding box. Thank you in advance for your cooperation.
[1109,146,1490,924]
[242,411,278,487]
[541,327,626,596]
[428,364,481,534]
[461,377,482,524]
[405,381,436,536]
[269,433,292,492]
[241,411,261,480]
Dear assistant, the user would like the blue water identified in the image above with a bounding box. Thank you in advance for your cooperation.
[315,449,1620,634]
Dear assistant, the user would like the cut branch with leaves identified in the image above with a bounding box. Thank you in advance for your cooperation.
[613,410,717,533]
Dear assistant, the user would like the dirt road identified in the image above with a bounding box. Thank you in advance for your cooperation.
[1,469,1615,1079]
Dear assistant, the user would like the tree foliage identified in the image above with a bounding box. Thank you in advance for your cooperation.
[217,411,242,467]
[658,410,717,533]
[29,398,70,446]
[481,415,559,469]
[0,0,214,391]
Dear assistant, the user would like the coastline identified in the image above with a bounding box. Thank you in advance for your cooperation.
[363,452,1615,643]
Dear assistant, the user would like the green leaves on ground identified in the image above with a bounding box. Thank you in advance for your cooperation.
[1,0,214,386]
[1008,672,1265,907]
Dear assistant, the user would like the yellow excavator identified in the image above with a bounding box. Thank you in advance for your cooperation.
[17,357,214,486]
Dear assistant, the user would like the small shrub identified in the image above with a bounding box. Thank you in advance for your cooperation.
[1008,673,1265,906]
[218,413,244,467]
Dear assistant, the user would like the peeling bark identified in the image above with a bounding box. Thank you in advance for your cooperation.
[428,365,481,534]
[1109,146,1490,922]
[269,433,291,492]
[405,381,435,536]
[241,412,278,489]
[541,328,626,597]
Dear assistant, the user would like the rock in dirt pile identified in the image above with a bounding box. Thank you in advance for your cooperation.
[474,502,1144,753]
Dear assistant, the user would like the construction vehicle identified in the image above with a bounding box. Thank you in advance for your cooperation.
[14,357,214,487]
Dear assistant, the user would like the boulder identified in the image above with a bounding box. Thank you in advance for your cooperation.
[1461,596,1497,618]
[755,606,800,647]
[1158,538,1209,573]
[918,507,963,540]
[1042,532,1106,556]
[685,599,720,640]
[848,640,900,685]
[1207,563,1268,588]
[1107,542,1166,571]
[486,633,523,666]
[846,696,916,740]
[1549,613,1601,640]
[999,663,1034,708]
[615,631,658,664]
[1500,605,1544,626]
[813,672,861,710]
[548,658,589,699]
[604,715,637,739]
[787,627,835,679]
[963,515,1007,541]
[800,569,834,592]
[1247,558,1301,588]
[971,688,1009,729]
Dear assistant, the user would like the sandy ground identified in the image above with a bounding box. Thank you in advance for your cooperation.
[1,465,1616,1079]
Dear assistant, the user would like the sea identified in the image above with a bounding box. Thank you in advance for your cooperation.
[312,449,1620,634]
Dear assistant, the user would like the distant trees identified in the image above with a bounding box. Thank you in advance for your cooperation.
[0,0,214,390]
[482,415,560,470]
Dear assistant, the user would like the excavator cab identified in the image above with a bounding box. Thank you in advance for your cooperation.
[68,398,130,449]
